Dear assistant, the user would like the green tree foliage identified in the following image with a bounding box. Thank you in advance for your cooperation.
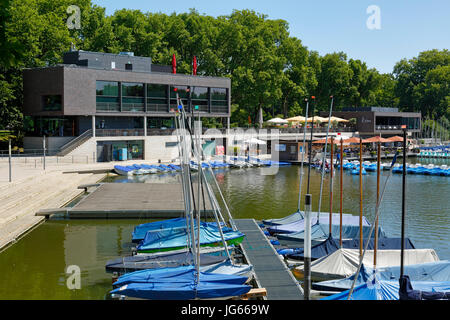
[0,1,448,135]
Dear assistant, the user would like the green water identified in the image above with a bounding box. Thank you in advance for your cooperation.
[0,158,448,299]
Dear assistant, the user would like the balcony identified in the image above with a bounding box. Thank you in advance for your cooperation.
[96,102,120,112]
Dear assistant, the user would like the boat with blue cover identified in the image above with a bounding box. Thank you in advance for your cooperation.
[312,260,450,293]
[114,165,135,176]
[131,218,226,243]
[266,212,366,235]
[136,224,246,254]
[280,236,415,261]
[262,210,304,226]
[276,221,382,247]
[110,265,251,300]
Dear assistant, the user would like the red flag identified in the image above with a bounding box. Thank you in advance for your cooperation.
[172,54,177,74]
[193,56,197,75]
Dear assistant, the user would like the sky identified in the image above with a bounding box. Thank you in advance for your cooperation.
[92,0,449,74]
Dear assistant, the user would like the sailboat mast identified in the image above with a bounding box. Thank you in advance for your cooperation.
[374,141,381,268]
[297,99,309,213]
[317,96,334,220]
[329,137,334,236]
[359,138,363,258]
[400,126,407,279]
[340,138,343,247]
[306,97,315,194]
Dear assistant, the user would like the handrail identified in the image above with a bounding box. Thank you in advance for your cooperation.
[57,129,93,156]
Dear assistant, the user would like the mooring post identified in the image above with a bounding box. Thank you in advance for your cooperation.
[304,193,312,300]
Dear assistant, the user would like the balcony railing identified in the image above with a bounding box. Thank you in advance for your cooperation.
[121,103,145,112]
[96,102,120,112]
[96,129,145,137]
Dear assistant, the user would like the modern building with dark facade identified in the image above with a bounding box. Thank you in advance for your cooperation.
[23,50,231,161]
[321,107,422,137]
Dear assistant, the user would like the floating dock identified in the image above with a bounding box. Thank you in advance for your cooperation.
[36,183,213,219]
[235,219,304,300]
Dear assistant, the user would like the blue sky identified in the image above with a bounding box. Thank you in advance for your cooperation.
[92,0,449,74]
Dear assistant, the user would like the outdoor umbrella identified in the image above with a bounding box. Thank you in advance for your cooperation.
[322,116,350,123]
[267,118,288,124]
[386,136,404,142]
[244,137,267,145]
[362,136,391,143]
[343,137,362,144]
[286,116,307,123]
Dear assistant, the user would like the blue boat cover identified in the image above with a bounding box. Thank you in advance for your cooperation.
[284,237,415,261]
[132,218,225,243]
[262,211,304,226]
[312,260,450,292]
[136,224,245,252]
[399,275,450,300]
[111,266,251,300]
[322,278,450,300]
[276,223,385,244]
[267,213,370,235]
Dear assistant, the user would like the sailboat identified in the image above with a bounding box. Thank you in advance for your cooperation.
[313,260,450,293]
[110,94,252,300]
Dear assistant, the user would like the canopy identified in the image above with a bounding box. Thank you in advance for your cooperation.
[267,117,288,124]
[362,136,391,143]
[243,137,267,145]
[386,136,404,142]
[312,137,349,144]
[286,116,307,122]
[295,248,440,281]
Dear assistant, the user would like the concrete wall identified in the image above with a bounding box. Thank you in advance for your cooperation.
[24,136,74,152]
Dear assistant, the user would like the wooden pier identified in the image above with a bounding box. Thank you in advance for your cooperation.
[235,219,304,300]
[36,183,213,219]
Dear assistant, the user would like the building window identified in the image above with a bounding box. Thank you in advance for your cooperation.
[211,88,228,114]
[125,63,132,71]
[147,84,169,112]
[122,82,144,112]
[170,85,190,112]
[96,81,120,112]
[42,95,62,111]
[191,87,209,112]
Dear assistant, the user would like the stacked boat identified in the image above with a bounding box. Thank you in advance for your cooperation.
[107,97,254,300]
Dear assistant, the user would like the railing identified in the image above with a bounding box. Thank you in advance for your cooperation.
[96,129,145,137]
[121,103,145,112]
[147,104,170,113]
[96,102,120,112]
[57,129,93,156]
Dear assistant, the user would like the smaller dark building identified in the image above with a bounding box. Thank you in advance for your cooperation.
[321,107,421,137]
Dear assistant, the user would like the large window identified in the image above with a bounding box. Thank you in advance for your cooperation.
[42,95,62,111]
[147,84,169,112]
[170,85,190,112]
[122,82,144,112]
[96,81,120,112]
[210,88,228,113]
[191,87,209,112]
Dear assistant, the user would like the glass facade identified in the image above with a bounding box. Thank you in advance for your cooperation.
[96,81,120,112]
[25,116,77,137]
[191,87,209,112]
[122,82,144,112]
[147,84,169,112]
[95,81,228,115]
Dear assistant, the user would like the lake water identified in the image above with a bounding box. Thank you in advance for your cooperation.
[0,158,448,299]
